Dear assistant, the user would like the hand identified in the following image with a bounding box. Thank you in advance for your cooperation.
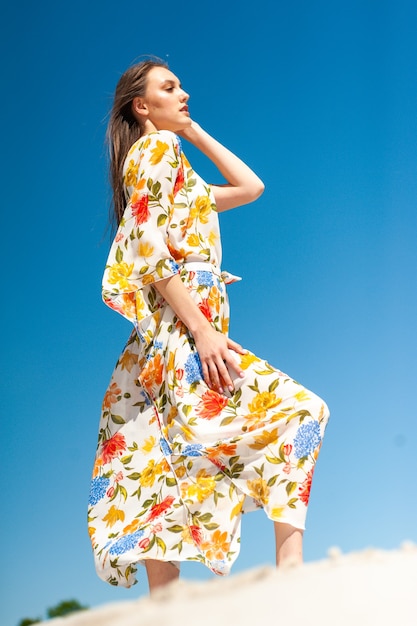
[193,325,246,394]
[177,120,203,144]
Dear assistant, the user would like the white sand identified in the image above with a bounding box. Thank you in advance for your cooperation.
[47,544,416,626]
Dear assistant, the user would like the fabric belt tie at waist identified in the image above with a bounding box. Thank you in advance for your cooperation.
[180,261,242,285]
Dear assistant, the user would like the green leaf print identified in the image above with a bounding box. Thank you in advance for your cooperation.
[285,481,297,496]
[152,181,161,196]
[266,455,282,465]
[115,247,123,263]
[156,536,167,554]
[167,525,183,533]
[111,414,125,424]
[157,213,167,226]
[268,378,280,393]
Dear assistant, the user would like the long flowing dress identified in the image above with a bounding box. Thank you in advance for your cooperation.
[88,130,330,586]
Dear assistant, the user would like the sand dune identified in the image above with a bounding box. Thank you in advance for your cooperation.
[47,544,416,626]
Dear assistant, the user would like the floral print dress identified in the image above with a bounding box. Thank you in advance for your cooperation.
[88,130,330,586]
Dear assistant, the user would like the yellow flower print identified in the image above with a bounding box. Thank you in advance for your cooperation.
[230,500,243,521]
[174,465,186,479]
[249,428,279,450]
[248,391,282,415]
[167,351,176,372]
[181,526,194,544]
[138,242,155,258]
[133,177,146,193]
[181,153,191,168]
[142,274,155,285]
[243,412,265,432]
[180,423,194,441]
[102,505,125,528]
[124,159,139,186]
[200,530,230,561]
[271,506,285,520]
[107,262,134,290]
[183,469,216,503]
[208,230,218,247]
[240,352,261,370]
[149,140,169,165]
[221,317,229,334]
[92,457,103,478]
[141,436,156,454]
[123,519,140,534]
[187,233,200,247]
[142,137,151,150]
[294,390,310,402]
[139,459,158,487]
[208,286,220,313]
[167,406,178,428]
[195,196,212,224]
[140,458,169,488]
[246,478,270,505]
[119,349,136,373]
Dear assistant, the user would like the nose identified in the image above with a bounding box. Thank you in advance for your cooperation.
[180,89,189,102]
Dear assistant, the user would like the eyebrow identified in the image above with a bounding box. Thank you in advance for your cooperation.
[161,79,182,88]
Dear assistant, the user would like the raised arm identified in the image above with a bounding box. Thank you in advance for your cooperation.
[179,122,264,212]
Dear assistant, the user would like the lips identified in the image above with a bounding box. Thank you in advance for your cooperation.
[181,105,189,112]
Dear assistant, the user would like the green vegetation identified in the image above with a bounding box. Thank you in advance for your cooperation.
[18,599,88,625]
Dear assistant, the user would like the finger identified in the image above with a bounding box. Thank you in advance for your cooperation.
[207,362,223,393]
[201,362,213,389]
[223,350,245,381]
[227,338,247,355]
[214,358,235,393]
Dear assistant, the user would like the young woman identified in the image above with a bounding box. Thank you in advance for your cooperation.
[88,59,330,592]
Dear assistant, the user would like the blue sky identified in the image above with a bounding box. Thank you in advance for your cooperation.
[2,1,417,624]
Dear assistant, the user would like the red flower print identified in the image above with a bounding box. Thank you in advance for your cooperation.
[176,368,184,380]
[145,495,175,522]
[283,444,293,456]
[131,194,150,225]
[283,462,291,474]
[106,486,115,498]
[196,389,229,420]
[101,432,127,464]
[208,456,226,471]
[138,537,150,549]
[173,163,185,196]
[189,525,203,545]
[198,299,213,322]
[299,468,315,505]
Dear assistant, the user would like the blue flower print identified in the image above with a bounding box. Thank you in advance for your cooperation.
[196,271,214,287]
[183,443,204,457]
[160,438,172,456]
[109,530,145,556]
[293,421,322,459]
[89,476,110,505]
[168,260,180,274]
[184,352,203,384]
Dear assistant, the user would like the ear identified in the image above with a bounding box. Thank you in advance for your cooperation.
[132,96,148,121]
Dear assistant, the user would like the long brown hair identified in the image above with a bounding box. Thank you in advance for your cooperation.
[106,58,168,227]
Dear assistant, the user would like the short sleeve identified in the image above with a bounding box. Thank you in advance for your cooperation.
[102,130,182,332]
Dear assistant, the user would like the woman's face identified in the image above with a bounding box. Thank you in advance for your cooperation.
[134,66,191,132]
